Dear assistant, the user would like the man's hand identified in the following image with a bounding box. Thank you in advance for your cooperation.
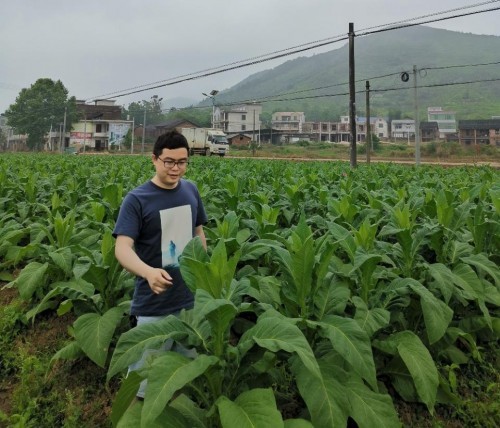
[145,268,173,294]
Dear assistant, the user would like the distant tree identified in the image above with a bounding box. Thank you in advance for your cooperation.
[388,108,402,122]
[5,78,78,151]
[123,128,132,150]
[122,97,166,126]
[164,107,210,128]
[260,111,272,128]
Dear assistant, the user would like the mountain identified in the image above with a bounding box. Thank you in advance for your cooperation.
[214,26,500,121]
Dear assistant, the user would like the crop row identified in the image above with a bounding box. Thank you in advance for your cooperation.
[0,153,499,427]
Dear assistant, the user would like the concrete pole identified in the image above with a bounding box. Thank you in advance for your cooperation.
[131,117,135,154]
[365,81,371,165]
[413,65,421,165]
[349,23,357,168]
[61,106,67,153]
[141,109,146,154]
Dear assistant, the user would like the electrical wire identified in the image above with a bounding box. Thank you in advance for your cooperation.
[87,1,500,102]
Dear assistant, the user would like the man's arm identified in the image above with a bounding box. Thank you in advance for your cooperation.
[195,225,207,250]
[115,235,172,294]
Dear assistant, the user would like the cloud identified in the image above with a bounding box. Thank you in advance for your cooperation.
[1,0,499,112]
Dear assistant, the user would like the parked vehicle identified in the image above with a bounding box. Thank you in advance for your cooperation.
[181,128,229,157]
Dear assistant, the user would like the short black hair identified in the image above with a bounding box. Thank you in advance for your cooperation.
[153,129,189,157]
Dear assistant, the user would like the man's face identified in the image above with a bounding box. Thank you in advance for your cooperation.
[152,147,189,189]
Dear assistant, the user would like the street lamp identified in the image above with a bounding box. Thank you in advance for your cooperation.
[202,90,219,128]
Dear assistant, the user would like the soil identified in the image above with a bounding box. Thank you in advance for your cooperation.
[0,285,116,427]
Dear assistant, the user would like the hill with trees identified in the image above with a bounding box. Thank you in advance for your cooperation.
[205,25,500,123]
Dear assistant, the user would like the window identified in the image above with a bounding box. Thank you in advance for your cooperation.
[242,115,246,121]
[242,125,246,131]
[96,124,102,132]
[378,123,383,128]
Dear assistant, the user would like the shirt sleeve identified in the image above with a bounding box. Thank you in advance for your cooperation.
[112,193,142,240]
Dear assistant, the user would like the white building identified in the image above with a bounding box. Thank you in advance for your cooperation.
[215,103,262,140]
[391,119,415,143]
[427,107,456,138]
[272,112,306,133]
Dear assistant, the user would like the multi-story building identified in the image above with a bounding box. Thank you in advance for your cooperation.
[215,103,262,140]
[338,115,389,142]
[272,112,306,133]
[427,107,456,139]
[303,121,348,143]
[458,119,500,146]
[391,119,415,143]
[52,100,132,151]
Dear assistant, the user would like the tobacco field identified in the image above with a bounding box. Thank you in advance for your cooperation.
[0,153,499,427]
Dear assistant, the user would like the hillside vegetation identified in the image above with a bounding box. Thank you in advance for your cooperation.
[211,26,500,121]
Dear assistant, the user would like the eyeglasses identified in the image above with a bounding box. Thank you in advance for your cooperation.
[157,157,189,168]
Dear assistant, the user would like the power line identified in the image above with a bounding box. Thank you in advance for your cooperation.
[87,3,500,102]
[356,0,500,34]
[161,76,500,112]
[358,5,500,37]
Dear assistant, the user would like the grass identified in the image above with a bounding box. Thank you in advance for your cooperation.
[228,140,500,164]
[0,286,117,428]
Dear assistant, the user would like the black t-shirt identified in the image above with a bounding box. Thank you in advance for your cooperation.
[113,179,207,316]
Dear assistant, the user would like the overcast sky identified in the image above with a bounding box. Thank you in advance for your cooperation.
[1,0,499,113]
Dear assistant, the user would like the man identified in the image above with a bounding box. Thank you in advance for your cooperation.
[113,129,207,397]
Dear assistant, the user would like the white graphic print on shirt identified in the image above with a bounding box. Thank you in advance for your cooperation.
[160,205,192,268]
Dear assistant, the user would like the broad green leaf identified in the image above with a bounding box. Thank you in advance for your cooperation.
[74,306,126,367]
[313,315,377,390]
[350,252,382,301]
[353,297,390,338]
[199,298,237,356]
[380,331,438,412]
[346,378,400,428]
[142,353,218,428]
[217,388,283,428]
[283,419,314,428]
[117,400,187,428]
[108,315,194,380]
[490,187,500,214]
[170,394,207,428]
[50,341,85,365]
[327,221,357,262]
[28,279,95,321]
[408,281,453,344]
[461,254,500,287]
[111,371,142,427]
[239,316,321,379]
[314,276,350,319]
[181,238,240,299]
[48,247,74,277]
[294,356,349,428]
[239,240,273,261]
[12,261,49,300]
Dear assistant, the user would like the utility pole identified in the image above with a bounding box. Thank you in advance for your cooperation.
[141,108,146,154]
[365,81,371,165]
[58,123,63,152]
[60,105,67,153]
[202,90,219,128]
[83,113,87,153]
[413,65,421,165]
[253,107,256,142]
[348,23,357,168]
[131,117,135,154]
